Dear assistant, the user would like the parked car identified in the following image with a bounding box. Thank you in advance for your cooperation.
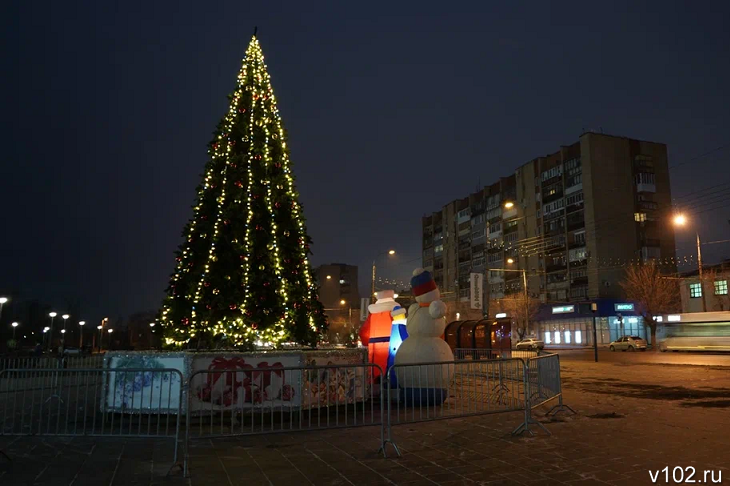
[516,338,544,350]
[62,347,83,356]
[609,336,647,352]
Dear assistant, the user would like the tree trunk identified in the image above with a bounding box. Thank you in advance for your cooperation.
[650,324,658,352]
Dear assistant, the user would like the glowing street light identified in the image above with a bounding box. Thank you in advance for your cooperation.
[11,321,19,339]
[326,275,332,280]
[372,249,397,302]
[507,258,515,264]
[61,314,70,349]
[673,213,706,311]
[340,299,346,305]
[78,321,86,348]
[47,312,57,352]
[0,297,8,323]
[504,201,515,209]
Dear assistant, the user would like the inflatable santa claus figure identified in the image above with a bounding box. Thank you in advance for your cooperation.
[359,290,398,381]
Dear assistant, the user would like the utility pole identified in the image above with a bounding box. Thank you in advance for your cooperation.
[591,303,598,362]
[697,232,707,312]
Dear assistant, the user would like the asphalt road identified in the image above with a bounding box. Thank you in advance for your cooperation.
[551,347,730,367]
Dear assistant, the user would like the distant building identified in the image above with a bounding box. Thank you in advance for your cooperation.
[314,264,360,345]
[679,260,730,313]
[422,132,677,328]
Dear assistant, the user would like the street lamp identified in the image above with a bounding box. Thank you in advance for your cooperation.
[673,213,706,312]
[79,321,86,348]
[505,258,531,336]
[371,249,396,302]
[99,317,108,352]
[0,297,8,323]
[11,322,19,340]
[504,201,515,209]
[61,314,70,349]
[47,312,57,352]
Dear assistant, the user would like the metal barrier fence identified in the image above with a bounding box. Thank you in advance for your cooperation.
[0,367,183,469]
[454,348,541,360]
[0,355,105,372]
[524,353,575,417]
[184,363,385,476]
[0,354,571,477]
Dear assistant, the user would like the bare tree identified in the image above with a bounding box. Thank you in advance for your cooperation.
[620,263,680,351]
[491,293,540,340]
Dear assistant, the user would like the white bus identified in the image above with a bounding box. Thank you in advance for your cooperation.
[655,311,730,352]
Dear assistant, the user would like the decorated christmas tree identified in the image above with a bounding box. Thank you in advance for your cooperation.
[158,34,327,349]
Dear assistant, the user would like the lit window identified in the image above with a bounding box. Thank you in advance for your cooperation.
[575,330,582,344]
[689,283,702,298]
[544,331,551,344]
[554,331,561,344]
[634,213,647,222]
[564,330,571,344]
[715,280,728,296]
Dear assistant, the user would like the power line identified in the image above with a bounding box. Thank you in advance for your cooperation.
[669,143,730,170]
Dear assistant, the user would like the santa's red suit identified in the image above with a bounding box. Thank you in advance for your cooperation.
[359,290,398,381]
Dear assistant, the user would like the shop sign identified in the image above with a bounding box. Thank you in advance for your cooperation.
[552,305,575,314]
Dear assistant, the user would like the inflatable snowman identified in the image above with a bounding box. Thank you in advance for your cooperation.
[395,268,455,405]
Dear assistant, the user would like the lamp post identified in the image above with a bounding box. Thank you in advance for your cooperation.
[371,249,396,303]
[11,322,19,340]
[0,297,8,323]
[78,321,85,348]
[61,314,70,350]
[107,328,114,350]
[504,258,531,336]
[673,214,707,312]
[99,317,108,352]
[48,312,57,352]
[149,323,156,349]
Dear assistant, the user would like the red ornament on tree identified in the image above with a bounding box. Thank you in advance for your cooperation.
[229,304,237,310]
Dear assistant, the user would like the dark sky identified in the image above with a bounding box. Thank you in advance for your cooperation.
[2,1,729,323]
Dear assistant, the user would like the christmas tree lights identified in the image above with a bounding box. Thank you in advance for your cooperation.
[158,35,327,349]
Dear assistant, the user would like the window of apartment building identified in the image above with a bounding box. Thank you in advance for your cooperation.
[471,228,485,239]
[543,198,565,215]
[541,166,562,181]
[689,283,702,298]
[489,222,502,234]
[569,247,587,262]
[566,192,583,206]
[488,252,503,264]
[471,214,485,224]
[458,208,470,219]
[566,173,582,187]
[634,212,647,222]
[434,244,444,254]
[472,256,485,267]
[571,267,587,279]
[635,173,656,185]
[544,182,562,197]
[544,218,564,233]
[433,232,443,242]
[573,231,586,245]
[715,280,728,295]
[504,232,518,244]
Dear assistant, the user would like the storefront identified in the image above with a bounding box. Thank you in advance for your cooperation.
[532,300,649,347]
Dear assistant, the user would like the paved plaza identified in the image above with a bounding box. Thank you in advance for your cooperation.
[1,352,729,485]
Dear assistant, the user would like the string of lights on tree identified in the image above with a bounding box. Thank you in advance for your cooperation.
[158,35,327,349]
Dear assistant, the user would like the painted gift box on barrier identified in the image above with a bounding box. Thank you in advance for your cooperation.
[103,348,367,414]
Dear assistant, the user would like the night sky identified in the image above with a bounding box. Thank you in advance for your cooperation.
[2,1,729,324]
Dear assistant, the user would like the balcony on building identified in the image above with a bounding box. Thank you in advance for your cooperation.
[567,211,585,231]
[635,172,656,193]
[546,256,567,273]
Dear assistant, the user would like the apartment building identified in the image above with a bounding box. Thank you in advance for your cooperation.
[422,132,677,336]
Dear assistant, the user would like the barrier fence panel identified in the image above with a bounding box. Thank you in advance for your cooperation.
[184,363,385,477]
[0,367,183,468]
[525,354,575,417]
[0,356,106,393]
[383,358,531,454]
